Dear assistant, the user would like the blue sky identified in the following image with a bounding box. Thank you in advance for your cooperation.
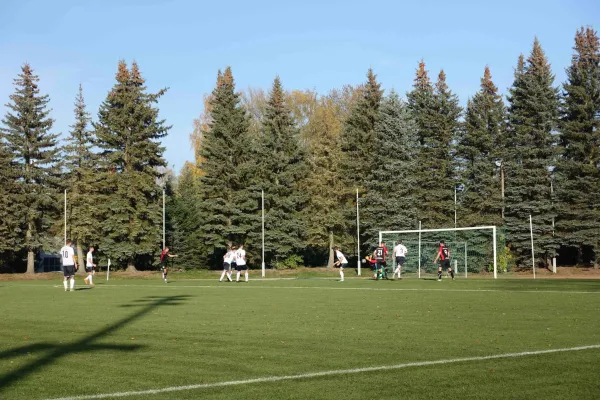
[0,0,598,173]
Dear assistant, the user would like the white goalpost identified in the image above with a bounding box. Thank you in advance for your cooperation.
[379,225,498,279]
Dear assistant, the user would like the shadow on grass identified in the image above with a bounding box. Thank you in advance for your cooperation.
[0,294,191,393]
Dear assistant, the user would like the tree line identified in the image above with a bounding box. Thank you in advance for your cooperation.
[1,27,599,272]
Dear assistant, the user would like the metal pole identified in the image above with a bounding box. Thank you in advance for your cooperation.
[454,186,457,229]
[356,188,361,276]
[261,190,265,278]
[162,189,165,250]
[465,243,468,279]
[492,226,497,279]
[500,163,505,221]
[64,190,67,245]
[418,220,421,279]
[530,215,535,279]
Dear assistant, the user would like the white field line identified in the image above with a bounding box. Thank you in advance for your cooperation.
[45,344,600,400]
[42,283,600,295]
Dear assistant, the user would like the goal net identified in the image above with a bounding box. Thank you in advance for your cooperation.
[379,226,499,279]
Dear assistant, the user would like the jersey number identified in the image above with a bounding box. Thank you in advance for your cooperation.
[62,251,69,259]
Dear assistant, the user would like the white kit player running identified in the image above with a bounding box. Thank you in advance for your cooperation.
[84,246,96,286]
[220,247,234,282]
[393,241,408,279]
[60,240,77,291]
[235,245,248,282]
[333,246,348,282]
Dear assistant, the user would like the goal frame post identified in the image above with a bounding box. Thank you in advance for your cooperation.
[379,225,498,279]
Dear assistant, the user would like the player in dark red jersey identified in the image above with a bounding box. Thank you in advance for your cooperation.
[433,240,454,281]
[374,242,389,279]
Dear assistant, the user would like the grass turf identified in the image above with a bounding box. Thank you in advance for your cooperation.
[0,277,599,399]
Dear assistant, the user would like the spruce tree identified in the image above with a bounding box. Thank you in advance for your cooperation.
[0,64,62,273]
[457,66,505,227]
[251,76,307,268]
[301,92,349,266]
[556,27,600,265]
[0,137,19,263]
[340,69,383,256]
[362,91,418,248]
[197,67,254,264]
[64,84,99,270]
[505,39,560,267]
[169,163,204,267]
[94,61,169,271]
[340,68,383,191]
[408,63,460,228]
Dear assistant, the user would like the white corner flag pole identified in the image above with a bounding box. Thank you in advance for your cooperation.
[261,189,265,278]
[356,188,361,276]
[530,215,535,279]
[107,258,111,281]
[418,220,422,279]
[64,189,67,245]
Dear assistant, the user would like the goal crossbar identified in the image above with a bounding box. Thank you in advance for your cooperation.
[379,225,497,279]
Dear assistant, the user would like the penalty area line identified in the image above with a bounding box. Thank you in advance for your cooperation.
[45,344,600,400]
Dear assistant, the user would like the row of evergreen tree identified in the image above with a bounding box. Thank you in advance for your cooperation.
[1,27,598,272]
[0,61,169,272]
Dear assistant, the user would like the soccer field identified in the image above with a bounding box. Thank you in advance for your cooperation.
[1,277,599,400]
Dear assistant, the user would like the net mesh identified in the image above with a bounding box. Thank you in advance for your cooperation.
[380,227,504,278]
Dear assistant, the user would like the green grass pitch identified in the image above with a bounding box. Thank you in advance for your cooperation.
[1,276,599,399]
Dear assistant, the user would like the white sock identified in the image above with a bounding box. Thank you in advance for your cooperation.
[162,272,164,279]
[245,272,248,282]
[70,278,75,290]
[227,272,232,281]
[340,270,344,281]
[236,271,240,281]
[88,275,93,284]
[63,280,68,290]
[220,271,226,281]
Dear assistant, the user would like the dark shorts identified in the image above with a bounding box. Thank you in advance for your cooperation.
[223,262,230,270]
[376,260,386,268]
[339,263,348,269]
[396,256,405,265]
[63,265,76,277]
[235,264,247,271]
[440,259,451,269]
[160,261,167,270]
[86,267,94,273]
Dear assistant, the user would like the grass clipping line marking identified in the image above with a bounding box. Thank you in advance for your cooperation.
[46,344,600,400]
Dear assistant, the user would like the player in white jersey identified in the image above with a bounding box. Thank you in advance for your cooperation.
[392,240,408,279]
[234,245,248,282]
[60,239,77,291]
[84,247,96,286]
[220,246,234,282]
[333,246,348,282]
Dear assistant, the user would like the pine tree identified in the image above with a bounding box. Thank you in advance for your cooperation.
[94,61,170,271]
[340,68,383,191]
[505,38,560,267]
[362,91,418,248]
[457,66,505,227]
[0,137,20,265]
[169,163,204,267]
[408,63,460,228]
[556,27,600,265]
[340,69,383,256]
[301,92,349,266]
[64,84,99,270]
[0,64,62,273]
[252,76,307,268]
[197,67,254,265]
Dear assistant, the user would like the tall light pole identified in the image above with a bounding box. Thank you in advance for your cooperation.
[261,189,265,278]
[356,188,361,276]
[64,190,67,245]
[162,189,165,250]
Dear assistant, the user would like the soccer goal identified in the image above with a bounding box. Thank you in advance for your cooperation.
[379,225,499,279]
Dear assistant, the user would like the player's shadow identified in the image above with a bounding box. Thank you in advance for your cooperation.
[0,294,191,393]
